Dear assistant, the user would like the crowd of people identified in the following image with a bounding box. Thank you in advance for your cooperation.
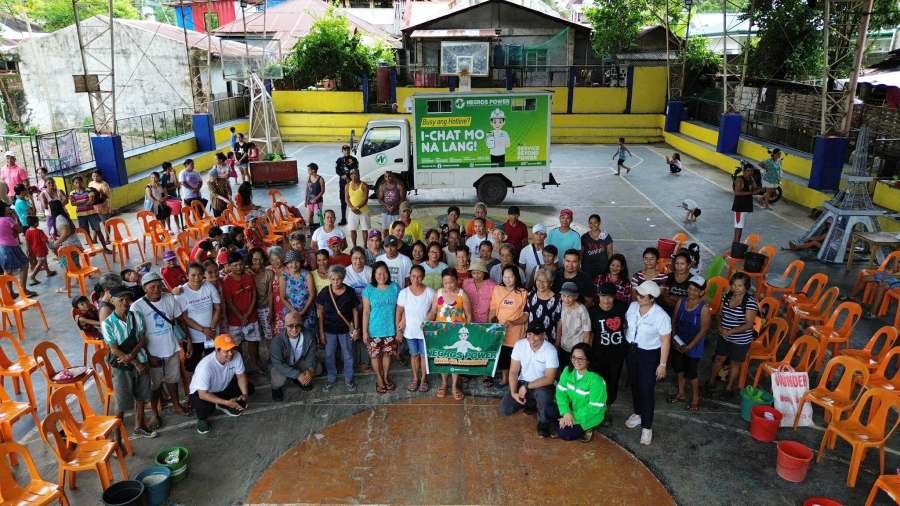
[0,141,778,447]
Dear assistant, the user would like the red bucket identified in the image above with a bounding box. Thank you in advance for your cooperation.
[776,441,813,483]
[802,498,843,506]
[657,238,677,259]
[750,405,782,442]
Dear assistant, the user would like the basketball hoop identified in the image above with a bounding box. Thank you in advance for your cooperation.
[458,58,472,92]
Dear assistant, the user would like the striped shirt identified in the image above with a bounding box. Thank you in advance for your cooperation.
[719,293,759,345]
[101,310,148,364]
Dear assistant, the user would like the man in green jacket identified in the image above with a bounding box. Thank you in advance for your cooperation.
[555,342,607,442]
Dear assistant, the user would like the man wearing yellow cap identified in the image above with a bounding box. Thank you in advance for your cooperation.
[189,334,253,435]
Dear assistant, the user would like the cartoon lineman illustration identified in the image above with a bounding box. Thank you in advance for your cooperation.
[486,108,510,167]
[443,326,482,355]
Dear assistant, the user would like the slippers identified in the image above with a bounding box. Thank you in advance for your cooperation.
[452,389,464,401]
[386,380,396,391]
[28,279,39,286]
[688,403,700,411]
[47,271,57,277]
[436,386,447,398]
[482,377,494,388]
[376,385,388,395]
[407,381,419,392]
[418,380,430,393]
[667,394,685,404]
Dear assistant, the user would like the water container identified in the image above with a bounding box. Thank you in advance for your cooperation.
[135,466,171,506]
[102,480,145,506]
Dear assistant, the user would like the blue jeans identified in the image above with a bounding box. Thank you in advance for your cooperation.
[325,332,354,385]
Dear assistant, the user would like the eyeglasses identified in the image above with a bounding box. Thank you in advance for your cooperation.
[285,323,303,329]
[571,355,587,362]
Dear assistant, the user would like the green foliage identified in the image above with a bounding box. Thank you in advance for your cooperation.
[27,0,139,32]
[583,0,685,59]
[683,37,718,76]
[283,5,396,90]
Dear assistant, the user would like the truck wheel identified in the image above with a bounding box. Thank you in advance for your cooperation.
[477,176,508,205]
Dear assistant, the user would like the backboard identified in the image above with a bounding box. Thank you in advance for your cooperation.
[440,42,489,76]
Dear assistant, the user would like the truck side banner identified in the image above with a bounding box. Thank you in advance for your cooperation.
[423,321,505,376]
[413,94,550,170]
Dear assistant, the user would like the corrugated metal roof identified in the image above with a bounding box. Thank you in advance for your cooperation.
[410,29,499,38]
[116,18,254,58]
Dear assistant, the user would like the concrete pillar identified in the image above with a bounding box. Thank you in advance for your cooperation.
[664,101,684,132]
[389,67,397,105]
[192,113,216,152]
[809,135,848,191]
[716,113,742,154]
[90,135,128,187]
[566,66,575,114]
[624,66,634,113]
[361,74,369,113]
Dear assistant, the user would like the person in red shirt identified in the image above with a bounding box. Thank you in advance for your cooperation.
[190,240,215,263]
[24,215,54,285]
[160,250,187,290]
[221,252,261,370]
[327,236,351,266]
[502,206,528,258]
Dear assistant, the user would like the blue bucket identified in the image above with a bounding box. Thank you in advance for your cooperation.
[134,466,171,506]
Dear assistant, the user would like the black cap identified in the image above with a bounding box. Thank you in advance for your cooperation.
[227,251,244,264]
[527,321,547,335]
[109,286,133,298]
[384,236,399,247]
[307,162,319,171]
[507,206,520,216]
[597,283,617,297]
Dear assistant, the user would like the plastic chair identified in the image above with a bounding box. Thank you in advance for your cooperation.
[0,442,70,505]
[0,383,39,454]
[742,244,777,293]
[704,255,727,280]
[176,246,191,272]
[89,349,115,417]
[783,272,829,310]
[839,326,898,372]
[266,208,294,236]
[268,189,285,206]
[274,202,304,229]
[672,232,689,251]
[760,259,804,300]
[752,334,820,388]
[817,388,900,487]
[149,222,178,262]
[807,301,863,369]
[257,215,285,247]
[875,287,900,329]
[75,227,111,270]
[136,210,157,253]
[176,230,196,251]
[866,474,900,506]
[0,331,40,411]
[79,330,106,370]
[786,286,840,343]
[33,341,98,414]
[744,233,762,251]
[726,233,763,275]
[105,217,144,266]
[853,250,900,303]
[181,205,209,239]
[705,276,729,314]
[739,316,788,388]
[49,385,133,457]
[57,246,99,298]
[754,296,782,332]
[39,411,126,491]
[866,347,900,392]
[0,274,49,342]
[794,356,869,431]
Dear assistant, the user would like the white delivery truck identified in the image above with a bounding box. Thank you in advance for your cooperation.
[353,90,557,205]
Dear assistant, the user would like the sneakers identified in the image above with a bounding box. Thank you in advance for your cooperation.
[537,423,551,438]
[216,402,243,417]
[581,430,594,443]
[132,427,158,439]
[625,413,642,429]
[345,382,357,392]
[272,387,284,402]
[640,428,653,445]
[196,419,211,435]
[323,382,335,392]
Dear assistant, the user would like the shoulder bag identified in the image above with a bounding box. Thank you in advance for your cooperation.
[141,296,187,343]
[329,287,358,339]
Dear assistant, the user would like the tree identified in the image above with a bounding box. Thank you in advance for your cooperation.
[26,0,139,32]
[282,5,395,90]
[583,0,686,59]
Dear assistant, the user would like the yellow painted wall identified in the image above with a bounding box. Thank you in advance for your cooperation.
[214,120,249,145]
[630,66,667,114]
[737,138,811,180]
[125,138,197,176]
[680,121,719,146]
[571,88,627,113]
[273,90,363,113]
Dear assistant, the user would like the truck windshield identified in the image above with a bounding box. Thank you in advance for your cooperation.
[361,127,401,157]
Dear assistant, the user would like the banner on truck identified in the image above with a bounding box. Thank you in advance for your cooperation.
[423,321,505,375]
[413,94,549,170]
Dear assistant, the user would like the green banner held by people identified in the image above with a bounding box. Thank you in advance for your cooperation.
[423,322,505,376]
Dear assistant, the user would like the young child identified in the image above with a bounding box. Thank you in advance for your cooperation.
[464,217,489,257]
[24,215,54,285]
[221,252,261,370]
[121,267,146,300]
[216,236,237,266]
[161,250,187,290]
[542,245,559,279]
[681,199,702,224]
[667,153,683,175]
[556,282,592,367]
[71,295,101,339]
[225,152,238,185]
[327,236,351,266]
[613,137,633,176]
[243,216,265,251]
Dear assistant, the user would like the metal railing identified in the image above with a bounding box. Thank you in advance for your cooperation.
[209,95,249,125]
[684,97,724,127]
[114,107,194,153]
[741,108,818,154]
[393,64,628,89]
[36,129,94,175]
[0,135,40,179]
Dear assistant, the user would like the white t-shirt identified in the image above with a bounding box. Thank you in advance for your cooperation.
[397,286,435,340]
[519,244,543,285]
[176,282,221,344]
[558,303,591,352]
[376,253,412,285]
[311,226,345,249]
[511,338,559,382]
[681,199,698,212]
[625,302,672,350]
[345,265,372,297]
[465,234,488,257]
[189,352,245,394]
[131,294,183,358]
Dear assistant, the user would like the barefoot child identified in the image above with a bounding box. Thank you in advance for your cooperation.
[24,215,54,284]
[72,295,102,339]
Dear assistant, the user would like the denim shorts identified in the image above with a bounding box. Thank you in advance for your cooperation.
[406,338,426,356]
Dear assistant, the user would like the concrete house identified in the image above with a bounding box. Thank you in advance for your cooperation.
[16,16,248,132]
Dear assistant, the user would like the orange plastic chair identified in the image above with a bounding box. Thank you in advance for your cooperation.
[672,232,689,251]
[853,249,900,303]
[49,385,133,457]
[268,189,285,207]
[0,442,70,505]
[255,215,285,247]
[89,349,115,417]
[0,331,40,410]
[739,316,788,388]
[39,411,126,491]
[786,285,840,343]
[181,205,209,239]
[742,244,776,293]
[816,388,900,487]
[705,276,729,315]
[839,326,898,372]
[33,341,98,414]
[753,296,782,333]
[726,233,763,275]
[75,227,111,270]
[105,217,145,266]
[875,287,900,328]
[274,202,304,229]
[760,259,805,300]
[135,210,157,253]
[57,246,99,298]
[807,301,863,369]
[149,222,178,262]
[0,383,39,451]
[793,356,869,431]
[0,274,49,342]
[79,330,106,369]
[753,334,820,388]
[866,347,900,392]
[266,208,293,236]
[176,246,191,272]
[866,474,900,505]
[176,230,196,251]
[783,272,829,310]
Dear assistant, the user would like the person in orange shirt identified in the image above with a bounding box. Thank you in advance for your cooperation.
[490,265,528,388]
[464,202,495,237]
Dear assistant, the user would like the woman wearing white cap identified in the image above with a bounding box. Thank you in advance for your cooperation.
[624,280,671,445]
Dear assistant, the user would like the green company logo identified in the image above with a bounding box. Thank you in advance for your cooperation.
[455,98,465,110]
[375,153,386,165]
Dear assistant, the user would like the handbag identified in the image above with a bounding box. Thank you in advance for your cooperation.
[329,286,357,338]
[106,312,140,370]
[771,365,813,427]
[141,296,187,343]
